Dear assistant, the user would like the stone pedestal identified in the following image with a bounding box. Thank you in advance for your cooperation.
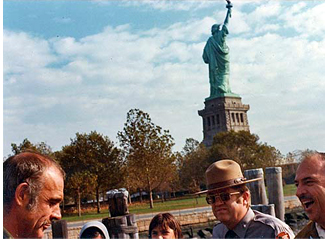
[198,96,250,147]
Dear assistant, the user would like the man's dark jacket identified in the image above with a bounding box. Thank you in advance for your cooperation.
[295,221,320,239]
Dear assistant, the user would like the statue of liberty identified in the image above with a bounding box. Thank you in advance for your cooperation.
[203,0,238,99]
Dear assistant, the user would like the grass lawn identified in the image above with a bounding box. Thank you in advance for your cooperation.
[62,195,208,222]
[283,183,297,196]
[62,184,296,222]
[128,195,208,214]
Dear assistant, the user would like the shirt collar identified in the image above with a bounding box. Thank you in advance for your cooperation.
[231,208,254,239]
[316,222,325,238]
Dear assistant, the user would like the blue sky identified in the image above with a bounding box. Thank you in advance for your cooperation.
[3,0,325,157]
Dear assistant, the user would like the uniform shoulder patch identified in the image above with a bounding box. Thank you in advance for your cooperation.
[276,231,290,239]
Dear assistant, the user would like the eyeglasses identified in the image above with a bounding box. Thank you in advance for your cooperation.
[206,191,241,204]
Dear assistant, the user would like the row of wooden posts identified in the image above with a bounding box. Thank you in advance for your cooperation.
[51,167,285,238]
[245,167,285,221]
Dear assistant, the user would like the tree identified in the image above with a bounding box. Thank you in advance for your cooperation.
[208,130,282,170]
[286,149,317,163]
[66,170,96,217]
[117,109,176,209]
[178,138,209,193]
[11,138,53,156]
[57,131,122,215]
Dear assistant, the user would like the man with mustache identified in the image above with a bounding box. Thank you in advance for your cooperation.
[295,152,325,239]
[201,159,294,238]
[3,151,65,238]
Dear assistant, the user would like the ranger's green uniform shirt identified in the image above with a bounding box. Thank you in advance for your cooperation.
[212,208,295,238]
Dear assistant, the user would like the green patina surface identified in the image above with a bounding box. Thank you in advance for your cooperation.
[203,2,239,99]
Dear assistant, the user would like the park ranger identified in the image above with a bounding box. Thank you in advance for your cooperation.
[199,159,294,239]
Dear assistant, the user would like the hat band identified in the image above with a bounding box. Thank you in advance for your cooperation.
[208,177,247,190]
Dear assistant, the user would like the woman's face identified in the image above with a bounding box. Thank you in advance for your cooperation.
[151,226,176,239]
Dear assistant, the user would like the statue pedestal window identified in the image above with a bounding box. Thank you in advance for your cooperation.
[198,96,250,147]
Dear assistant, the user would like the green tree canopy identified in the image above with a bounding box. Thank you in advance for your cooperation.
[117,109,176,209]
[57,131,122,215]
[209,130,282,170]
[178,138,209,193]
[11,138,53,156]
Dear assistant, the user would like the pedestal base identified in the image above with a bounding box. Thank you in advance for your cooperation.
[198,96,250,147]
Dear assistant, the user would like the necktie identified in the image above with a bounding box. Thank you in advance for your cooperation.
[225,230,239,239]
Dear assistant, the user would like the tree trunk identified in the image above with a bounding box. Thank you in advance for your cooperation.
[96,187,101,213]
[77,188,82,217]
[128,189,132,204]
[149,190,154,209]
[147,174,154,209]
[139,188,143,203]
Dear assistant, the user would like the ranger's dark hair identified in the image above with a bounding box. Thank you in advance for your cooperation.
[231,184,249,193]
[3,151,65,212]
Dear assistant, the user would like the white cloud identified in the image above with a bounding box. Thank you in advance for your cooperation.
[281,2,325,37]
[228,30,325,153]
[250,2,281,19]
[228,9,252,34]
[230,33,325,96]
[255,24,280,33]
[3,30,57,75]
[141,17,216,43]
[3,20,209,154]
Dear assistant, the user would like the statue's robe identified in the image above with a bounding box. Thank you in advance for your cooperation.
[203,25,231,97]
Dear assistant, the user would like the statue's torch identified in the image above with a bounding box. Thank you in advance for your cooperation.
[226,0,232,17]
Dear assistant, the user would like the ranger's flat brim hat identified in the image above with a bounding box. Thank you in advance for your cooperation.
[196,159,261,195]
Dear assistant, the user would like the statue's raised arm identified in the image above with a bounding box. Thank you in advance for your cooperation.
[224,0,232,27]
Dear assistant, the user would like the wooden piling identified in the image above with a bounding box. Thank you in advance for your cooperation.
[251,204,275,217]
[51,220,68,239]
[265,167,285,221]
[244,168,268,205]
[108,190,129,217]
[103,214,139,239]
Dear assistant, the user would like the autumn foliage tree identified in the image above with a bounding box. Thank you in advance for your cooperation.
[118,109,176,209]
[178,138,209,193]
[10,138,53,156]
[57,131,122,215]
[209,130,282,170]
